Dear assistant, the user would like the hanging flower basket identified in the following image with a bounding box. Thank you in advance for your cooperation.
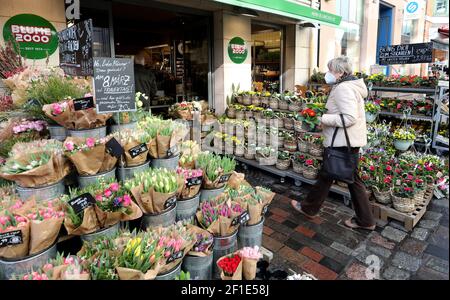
[245,111,254,119]
[256,155,277,166]
[413,189,425,205]
[289,102,302,112]
[244,152,255,160]
[261,97,269,107]
[235,95,243,104]
[284,141,297,152]
[235,111,245,120]
[391,192,416,213]
[243,96,252,106]
[365,112,378,123]
[394,139,414,151]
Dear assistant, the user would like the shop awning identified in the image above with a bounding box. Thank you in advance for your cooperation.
[213,0,342,27]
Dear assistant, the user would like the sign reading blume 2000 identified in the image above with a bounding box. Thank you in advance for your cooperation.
[93,58,136,114]
[228,37,248,64]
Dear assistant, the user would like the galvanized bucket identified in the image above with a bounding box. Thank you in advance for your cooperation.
[212,230,238,279]
[200,186,225,203]
[47,125,67,141]
[80,222,120,243]
[0,243,57,280]
[151,155,179,170]
[109,122,137,134]
[238,217,265,248]
[68,126,107,139]
[117,160,150,182]
[78,167,116,188]
[141,203,177,230]
[176,193,200,223]
[182,253,213,280]
[155,262,181,280]
[16,179,65,202]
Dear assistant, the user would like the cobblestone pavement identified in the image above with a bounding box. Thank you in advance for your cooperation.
[241,165,449,280]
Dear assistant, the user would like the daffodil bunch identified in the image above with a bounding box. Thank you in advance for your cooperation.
[393,128,416,141]
[117,236,163,273]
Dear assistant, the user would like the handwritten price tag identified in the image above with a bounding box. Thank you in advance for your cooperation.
[0,230,23,248]
[128,143,148,158]
[68,193,96,214]
[164,196,177,209]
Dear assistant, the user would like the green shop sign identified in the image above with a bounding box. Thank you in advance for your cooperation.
[3,14,58,60]
[214,0,342,26]
[228,36,248,64]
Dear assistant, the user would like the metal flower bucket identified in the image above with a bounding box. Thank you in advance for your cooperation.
[200,186,225,203]
[80,222,120,243]
[141,203,177,230]
[176,193,200,223]
[238,217,265,248]
[78,168,116,188]
[0,243,57,280]
[155,262,182,280]
[109,122,137,134]
[47,125,67,142]
[182,253,213,280]
[212,230,238,279]
[68,126,107,139]
[151,155,179,170]
[16,179,65,202]
[117,160,150,182]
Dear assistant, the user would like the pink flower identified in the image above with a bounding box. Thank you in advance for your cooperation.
[42,263,53,271]
[15,216,26,223]
[369,166,375,171]
[386,165,392,171]
[64,257,74,265]
[86,138,95,148]
[95,194,103,202]
[65,141,75,151]
[0,216,8,225]
[57,211,65,218]
[110,182,120,192]
[104,189,112,197]
[123,194,132,206]
[52,103,63,115]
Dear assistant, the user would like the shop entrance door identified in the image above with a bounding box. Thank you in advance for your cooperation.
[376,3,393,74]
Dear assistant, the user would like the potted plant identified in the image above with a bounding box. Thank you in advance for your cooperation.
[245,105,254,119]
[255,146,277,166]
[391,175,417,213]
[278,93,290,110]
[232,83,242,103]
[298,108,321,132]
[303,157,320,180]
[365,102,381,123]
[393,128,416,151]
[308,134,324,157]
[260,91,271,106]
[227,104,237,118]
[292,152,307,174]
[276,151,291,170]
[372,166,393,204]
[297,133,310,153]
[274,112,285,128]
[293,113,303,132]
[252,92,261,106]
[244,142,257,160]
[278,131,286,147]
[232,136,244,157]
[283,132,297,152]
[243,91,254,106]
[252,106,264,119]
[309,69,326,84]
[235,105,245,120]
[283,113,294,130]
[288,96,303,112]
[269,93,279,109]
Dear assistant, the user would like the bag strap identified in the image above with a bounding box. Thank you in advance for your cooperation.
[330,114,352,151]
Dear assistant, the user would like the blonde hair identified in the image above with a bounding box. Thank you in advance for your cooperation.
[327,56,353,75]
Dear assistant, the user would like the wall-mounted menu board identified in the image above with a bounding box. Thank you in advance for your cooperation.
[379,42,433,65]
[93,57,136,114]
[58,19,93,76]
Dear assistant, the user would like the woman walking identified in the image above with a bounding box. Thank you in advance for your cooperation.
[291,56,376,230]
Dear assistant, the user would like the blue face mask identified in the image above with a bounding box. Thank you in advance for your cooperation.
[325,72,337,84]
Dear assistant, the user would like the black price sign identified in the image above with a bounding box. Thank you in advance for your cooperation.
[166,250,184,263]
[58,19,93,76]
[379,42,433,65]
[167,145,178,158]
[106,138,124,158]
[0,230,23,248]
[68,193,96,214]
[164,196,177,209]
[128,143,148,158]
[218,174,231,184]
[232,211,250,226]
[73,96,94,111]
[262,205,269,216]
[186,176,202,187]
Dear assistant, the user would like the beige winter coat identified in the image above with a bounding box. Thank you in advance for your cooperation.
[321,78,368,148]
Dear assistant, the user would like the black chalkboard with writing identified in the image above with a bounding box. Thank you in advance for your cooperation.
[58,19,93,76]
[379,43,433,65]
[93,57,136,114]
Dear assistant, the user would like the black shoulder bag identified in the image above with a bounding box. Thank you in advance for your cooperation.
[322,114,359,184]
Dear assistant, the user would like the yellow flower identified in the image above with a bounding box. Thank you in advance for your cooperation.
[134,245,141,257]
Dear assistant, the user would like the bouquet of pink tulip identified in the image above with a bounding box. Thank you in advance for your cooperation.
[63,135,117,176]
[0,210,30,259]
[239,246,262,280]
[176,167,203,199]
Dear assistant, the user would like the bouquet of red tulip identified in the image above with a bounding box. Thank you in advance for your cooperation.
[217,253,243,280]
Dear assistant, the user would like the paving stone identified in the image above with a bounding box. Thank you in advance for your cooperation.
[399,238,427,257]
[295,225,316,238]
[335,212,353,221]
[312,233,334,246]
[425,244,449,261]
[319,257,344,274]
[322,207,337,215]
[411,227,430,241]
[369,232,396,250]
[391,252,422,272]
[302,259,338,280]
[381,226,407,243]
[429,199,449,214]
[367,245,392,258]
[300,247,323,262]
[419,219,440,230]
[270,232,289,243]
[376,219,389,228]
[335,205,355,215]
[382,266,411,280]
[270,214,286,223]
[278,246,309,266]
[262,234,284,252]
[318,212,340,224]
[428,226,449,250]
[265,219,295,235]
[330,242,353,255]
[415,267,450,280]
[263,226,274,236]
[345,263,370,280]
[282,219,298,229]
[310,217,324,225]
[270,207,290,218]
[424,255,449,274]
[424,211,443,221]
[440,215,449,227]
[388,220,408,232]
[323,201,338,209]
[285,238,304,251]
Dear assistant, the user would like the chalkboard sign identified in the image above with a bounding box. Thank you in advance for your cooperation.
[128,143,148,158]
[73,96,94,111]
[68,193,96,214]
[379,42,433,65]
[0,230,23,248]
[58,19,93,76]
[105,137,124,158]
[93,57,136,114]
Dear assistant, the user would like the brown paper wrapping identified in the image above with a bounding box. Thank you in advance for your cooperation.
[247,202,264,226]
[8,198,37,215]
[42,102,73,128]
[123,140,149,167]
[63,206,100,235]
[159,238,195,274]
[176,110,193,121]
[147,139,158,159]
[0,153,70,188]
[178,175,201,200]
[196,211,236,237]
[227,172,251,190]
[179,160,195,170]
[156,134,171,158]
[242,257,258,280]
[202,170,224,190]
[130,185,175,214]
[217,254,243,280]
[116,264,160,280]
[186,225,213,257]
[29,217,63,255]
[152,190,176,213]
[0,220,30,259]
[94,200,143,227]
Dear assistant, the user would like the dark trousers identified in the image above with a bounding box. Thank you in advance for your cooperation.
[301,148,376,227]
